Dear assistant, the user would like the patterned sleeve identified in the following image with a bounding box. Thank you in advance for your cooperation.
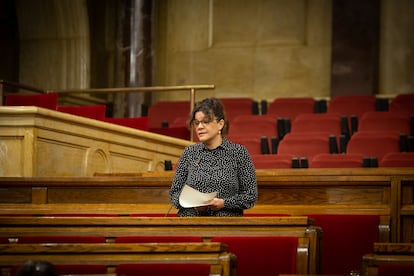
[224,145,258,210]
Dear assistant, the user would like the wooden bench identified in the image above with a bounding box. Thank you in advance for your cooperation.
[0,216,320,275]
[361,243,414,276]
[0,242,234,276]
[1,168,413,242]
[0,169,412,274]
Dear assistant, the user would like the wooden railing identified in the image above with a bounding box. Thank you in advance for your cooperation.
[0,79,215,113]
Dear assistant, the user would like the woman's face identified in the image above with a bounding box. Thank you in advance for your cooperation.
[193,111,224,147]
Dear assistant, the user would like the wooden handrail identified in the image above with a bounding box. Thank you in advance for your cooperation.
[0,79,46,105]
[1,80,215,140]
[45,84,215,94]
[0,79,46,94]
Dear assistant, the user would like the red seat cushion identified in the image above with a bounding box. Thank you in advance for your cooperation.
[149,126,190,140]
[210,236,297,276]
[56,264,107,275]
[115,236,202,243]
[11,264,107,276]
[5,93,58,110]
[115,263,210,276]
[377,264,414,276]
[104,117,149,131]
[307,214,380,275]
[0,237,9,243]
[129,213,177,217]
[57,105,107,120]
[16,236,106,243]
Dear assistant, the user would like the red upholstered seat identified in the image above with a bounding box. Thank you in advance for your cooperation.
[45,213,120,217]
[11,264,107,276]
[359,111,412,135]
[307,214,380,275]
[115,236,202,243]
[149,126,190,140]
[244,213,290,216]
[56,264,108,275]
[310,153,364,168]
[229,114,279,138]
[148,101,191,128]
[251,153,295,169]
[129,213,177,217]
[115,263,210,276]
[379,152,414,167]
[5,93,58,110]
[277,132,334,160]
[327,95,377,119]
[291,113,343,136]
[16,236,106,243]
[227,134,269,155]
[347,131,401,160]
[0,237,9,243]
[210,236,297,276]
[377,264,414,276]
[103,116,149,131]
[389,93,414,113]
[169,116,188,128]
[219,97,255,123]
[57,105,107,120]
[267,97,315,120]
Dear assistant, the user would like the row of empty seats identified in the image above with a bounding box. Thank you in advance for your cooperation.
[5,93,413,120]
[3,93,414,142]
[147,94,394,128]
[227,102,413,168]
[229,110,413,142]
[148,93,413,129]
[252,152,414,169]
[249,129,414,169]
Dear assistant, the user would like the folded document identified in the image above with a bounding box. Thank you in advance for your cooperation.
[179,184,217,208]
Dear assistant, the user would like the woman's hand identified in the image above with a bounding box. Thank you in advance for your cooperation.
[206,198,224,211]
[194,198,224,213]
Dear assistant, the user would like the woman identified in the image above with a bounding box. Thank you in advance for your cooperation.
[170,97,258,216]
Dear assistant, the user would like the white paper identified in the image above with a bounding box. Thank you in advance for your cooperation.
[179,184,217,208]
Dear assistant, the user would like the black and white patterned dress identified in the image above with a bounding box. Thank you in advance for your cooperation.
[170,138,258,216]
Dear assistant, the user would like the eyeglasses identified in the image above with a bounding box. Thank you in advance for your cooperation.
[192,119,212,127]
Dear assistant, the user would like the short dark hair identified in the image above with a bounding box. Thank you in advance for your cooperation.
[17,260,57,276]
[188,97,229,134]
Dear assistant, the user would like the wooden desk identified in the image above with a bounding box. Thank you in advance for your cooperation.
[0,242,235,276]
[1,168,413,242]
[0,216,320,274]
[374,242,414,254]
[361,243,414,276]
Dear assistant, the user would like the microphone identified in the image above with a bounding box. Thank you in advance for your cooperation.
[165,205,174,217]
